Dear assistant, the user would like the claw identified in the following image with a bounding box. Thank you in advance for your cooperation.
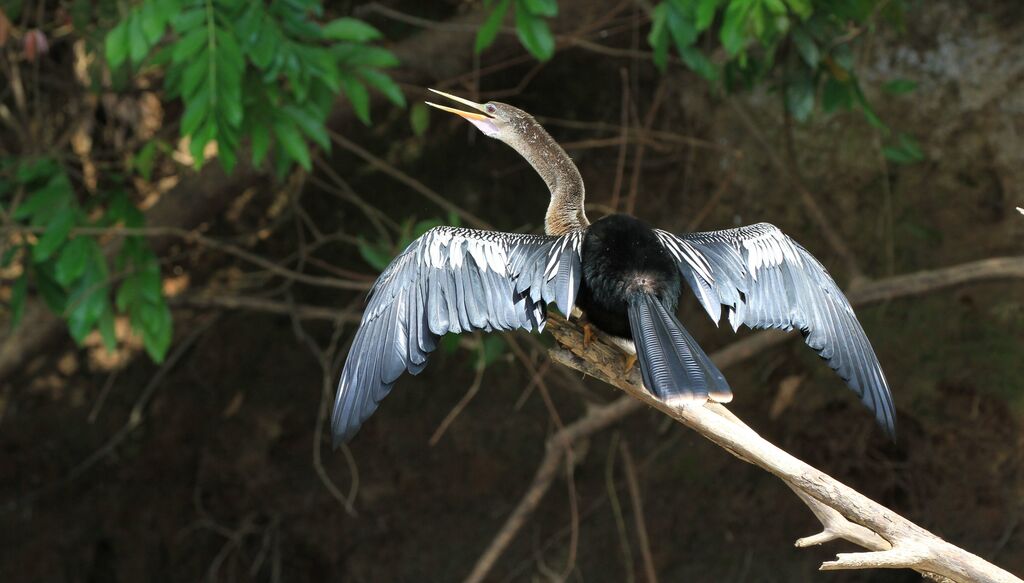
[582,323,594,348]
[624,352,637,372]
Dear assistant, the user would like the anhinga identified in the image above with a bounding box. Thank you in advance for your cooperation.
[331,89,896,443]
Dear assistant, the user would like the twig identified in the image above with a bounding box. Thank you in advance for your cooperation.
[328,130,491,230]
[620,441,658,583]
[730,100,864,282]
[624,80,668,215]
[14,315,218,508]
[0,225,372,291]
[605,432,636,583]
[610,68,632,212]
[176,294,362,323]
[429,340,488,445]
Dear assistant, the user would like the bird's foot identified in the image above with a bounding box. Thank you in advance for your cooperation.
[582,322,595,348]
[623,352,637,373]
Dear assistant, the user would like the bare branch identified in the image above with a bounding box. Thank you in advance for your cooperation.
[465,255,1024,582]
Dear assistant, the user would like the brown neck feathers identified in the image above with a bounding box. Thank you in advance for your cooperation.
[503,119,588,236]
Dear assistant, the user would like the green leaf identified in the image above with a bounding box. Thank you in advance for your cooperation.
[821,76,853,112]
[679,44,717,80]
[250,123,271,166]
[141,301,173,362]
[666,5,697,49]
[514,7,555,61]
[412,219,443,239]
[340,73,371,124]
[129,12,151,64]
[283,105,330,150]
[33,207,75,262]
[98,307,117,351]
[523,0,558,18]
[359,69,406,108]
[335,45,400,68]
[322,18,381,42]
[883,133,924,164]
[10,273,27,329]
[357,239,393,271]
[791,27,819,67]
[476,0,510,53]
[440,333,460,355]
[116,276,139,312]
[696,0,720,31]
[34,265,67,313]
[785,71,815,122]
[13,177,71,221]
[274,120,312,170]
[139,2,168,45]
[786,0,813,19]
[410,103,430,137]
[172,27,208,64]
[720,0,752,56]
[852,83,887,131]
[134,142,158,181]
[179,85,209,136]
[172,8,205,33]
[105,20,130,67]
[648,3,670,71]
[55,236,91,286]
[479,336,506,367]
[882,79,917,95]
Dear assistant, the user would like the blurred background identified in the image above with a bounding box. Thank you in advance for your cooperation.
[1,0,1022,581]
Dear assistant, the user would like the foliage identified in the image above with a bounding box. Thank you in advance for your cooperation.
[0,0,403,364]
[1,159,171,361]
[476,0,558,61]
[104,0,404,174]
[646,0,921,162]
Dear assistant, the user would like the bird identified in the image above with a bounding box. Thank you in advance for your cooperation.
[330,89,896,444]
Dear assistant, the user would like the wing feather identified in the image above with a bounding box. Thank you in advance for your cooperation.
[655,223,896,436]
[332,226,584,443]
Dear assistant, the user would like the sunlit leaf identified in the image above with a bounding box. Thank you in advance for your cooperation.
[523,0,557,17]
[340,73,371,124]
[33,207,75,262]
[410,103,430,137]
[882,79,918,95]
[514,8,555,61]
[322,18,381,42]
[55,236,91,286]
[357,238,393,271]
[475,0,510,53]
[105,20,130,67]
[359,68,406,107]
[791,27,819,67]
[274,120,312,170]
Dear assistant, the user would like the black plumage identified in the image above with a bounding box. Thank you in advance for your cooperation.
[330,91,897,443]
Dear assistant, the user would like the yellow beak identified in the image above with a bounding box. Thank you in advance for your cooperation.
[425,88,494,122]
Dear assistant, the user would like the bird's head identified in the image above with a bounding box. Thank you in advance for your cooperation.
[425,88,533,142]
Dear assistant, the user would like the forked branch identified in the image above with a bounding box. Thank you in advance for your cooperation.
[463,255,1024,583]
[544,320,1021,583]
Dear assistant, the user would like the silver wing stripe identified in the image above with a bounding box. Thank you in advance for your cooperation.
[656,222,896,436]
[333,226,584,442]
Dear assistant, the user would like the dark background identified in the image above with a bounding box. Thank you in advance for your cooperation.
[2,1,1023,581]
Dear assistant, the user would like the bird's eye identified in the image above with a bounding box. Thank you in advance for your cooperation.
[486,104,497,114]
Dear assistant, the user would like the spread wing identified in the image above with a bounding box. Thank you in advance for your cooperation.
[655,223,895,436]
[332,226,584,443]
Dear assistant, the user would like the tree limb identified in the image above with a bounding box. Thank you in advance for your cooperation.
[465,255,1024,583]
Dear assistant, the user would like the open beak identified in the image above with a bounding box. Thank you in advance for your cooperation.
[425,88,499,136]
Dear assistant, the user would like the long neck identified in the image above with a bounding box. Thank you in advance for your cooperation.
[506,122,589,235]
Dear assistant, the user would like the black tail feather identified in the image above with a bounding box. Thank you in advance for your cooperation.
[627,293,732,403]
